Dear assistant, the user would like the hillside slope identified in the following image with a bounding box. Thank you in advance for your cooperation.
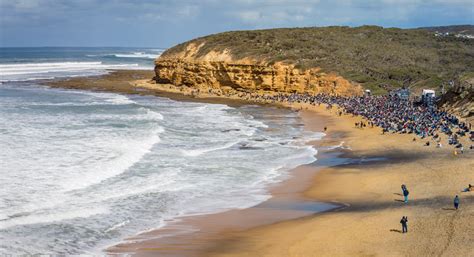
[158,25,474,95]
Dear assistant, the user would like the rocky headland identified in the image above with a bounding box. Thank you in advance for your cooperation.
[154,45,362,97]
[153,25,473,117]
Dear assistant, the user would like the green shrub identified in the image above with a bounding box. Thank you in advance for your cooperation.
[162,26,474,92]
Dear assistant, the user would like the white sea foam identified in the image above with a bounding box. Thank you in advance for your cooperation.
[180,140,240,157]
[114,52,160,59]
[105,94,137,105]
[62,128,163,191]
[104,219,130,233]
[86,51,163,59]
[141,108,164,120]
[0,61,147,82]
[324,141,351,150]
[0,81,325,255]
[0,62,137,75]
[0,207,107,229]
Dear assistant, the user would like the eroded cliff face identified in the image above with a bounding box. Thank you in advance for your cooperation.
[439,77,474,119]
[154,43,362,96]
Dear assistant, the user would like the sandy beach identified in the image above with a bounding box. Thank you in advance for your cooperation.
[46,70,474,257]
[203,105,473,257]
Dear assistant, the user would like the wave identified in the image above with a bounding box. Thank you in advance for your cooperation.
[0,62,138,75]
[104,94,136,105]
[323,141,351,150]
[86,51,163,59]
[0,85,328,254]
[104,219,130,233]
[114,52,160,59]
[62,128,164,192]
[293,132,326,146]
[141,108,164,120]
[281,146,318,169]
[180,140,240,157]
[0,61,147,82]
[28,92,138,107]
[0,206,107,229]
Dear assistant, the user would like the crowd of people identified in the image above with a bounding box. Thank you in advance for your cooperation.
[234,91,472,143]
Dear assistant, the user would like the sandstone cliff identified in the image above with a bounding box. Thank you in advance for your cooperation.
[154,25,474,98]
[155,26,474,96]
[439,76,474,119]
[154,43,362,96]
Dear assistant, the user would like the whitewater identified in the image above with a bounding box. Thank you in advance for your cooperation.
[0,47,322,254]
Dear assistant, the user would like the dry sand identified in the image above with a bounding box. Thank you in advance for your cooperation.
[46,71,474,257]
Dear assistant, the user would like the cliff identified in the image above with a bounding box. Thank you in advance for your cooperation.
[155,25,474,97]
[154,56,362,96]
[439,75,474,119]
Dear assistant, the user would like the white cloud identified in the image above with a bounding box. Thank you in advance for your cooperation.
[230,0,473,27]
[1,0,473,46]
[231,0,317,25]
[177,4,200,18]
[237,10,261,22]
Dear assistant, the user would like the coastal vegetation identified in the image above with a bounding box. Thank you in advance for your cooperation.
[162,25,474,95]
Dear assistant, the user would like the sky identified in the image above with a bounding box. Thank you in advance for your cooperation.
[0,0,473,47]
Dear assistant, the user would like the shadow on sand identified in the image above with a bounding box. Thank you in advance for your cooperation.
[442,207,456,211]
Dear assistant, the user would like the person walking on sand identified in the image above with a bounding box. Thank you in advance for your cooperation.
[401,184,406,194]
[401,184,409,202]
[403,187,409,203]
[454,195,460,210]
[400,216,408,233]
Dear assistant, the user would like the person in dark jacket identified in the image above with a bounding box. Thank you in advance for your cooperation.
[400,216,408,233]
[401,185,409,203]
[454,195,460,210]
[401,184,406,194]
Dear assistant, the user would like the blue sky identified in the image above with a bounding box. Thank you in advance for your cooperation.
[0,0,473,47]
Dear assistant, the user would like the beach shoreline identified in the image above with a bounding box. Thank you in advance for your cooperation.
[44,70,349,256]
[105,108,354,256]
[44,70,474,257]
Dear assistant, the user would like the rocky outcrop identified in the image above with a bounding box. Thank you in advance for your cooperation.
[154,59,361,96]
[439,77,474,119]
[154,43,362,96]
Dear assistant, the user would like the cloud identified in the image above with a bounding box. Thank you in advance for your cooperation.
[228,0,473,27]
[0,0,472,47]
[230,1,316,26]
[237,11,261,22]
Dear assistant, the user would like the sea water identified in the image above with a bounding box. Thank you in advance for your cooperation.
[0,48,323,254]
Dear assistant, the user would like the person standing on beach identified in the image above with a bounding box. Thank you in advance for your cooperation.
[454,195,460,210]
[400,216,408,233]
[401,184,408,202]
[403,187,409,203]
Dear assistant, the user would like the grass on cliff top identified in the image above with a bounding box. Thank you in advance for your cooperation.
[163,25,474,95]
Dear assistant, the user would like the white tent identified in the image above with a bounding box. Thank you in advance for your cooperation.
[422,89,435,97]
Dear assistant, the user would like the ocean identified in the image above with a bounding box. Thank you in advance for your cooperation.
[0,47,322,254]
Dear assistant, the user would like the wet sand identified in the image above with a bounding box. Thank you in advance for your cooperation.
[45,70,474,257]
